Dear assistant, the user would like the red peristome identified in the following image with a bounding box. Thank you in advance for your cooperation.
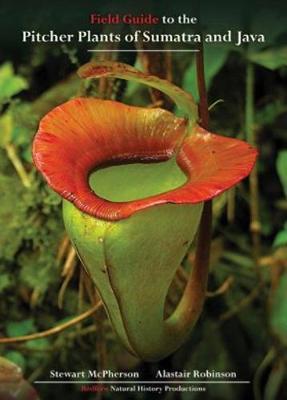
[33,97,257,221]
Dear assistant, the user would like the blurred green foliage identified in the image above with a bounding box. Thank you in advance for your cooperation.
[248,46,287,71]
[0,62,28,104]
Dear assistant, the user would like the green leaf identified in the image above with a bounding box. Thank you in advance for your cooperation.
[5,351,26,371]
[6,319,36,337]
[273,223,287,248]
[0,62,28,103]
[248,47,287,70]
[270,273,287,345]
[25,338,50,350]
[276,150,287,196]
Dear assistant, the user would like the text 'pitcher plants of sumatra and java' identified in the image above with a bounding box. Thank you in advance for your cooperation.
[32,61,257,361]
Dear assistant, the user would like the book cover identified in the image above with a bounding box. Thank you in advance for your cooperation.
[0,1,286,399]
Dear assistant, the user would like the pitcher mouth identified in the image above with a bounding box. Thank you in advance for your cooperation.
[33,97,257,221]
[88,157,188,203]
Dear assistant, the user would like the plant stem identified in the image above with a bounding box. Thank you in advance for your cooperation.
[245,60,261,268]
[5,143,31,188]
[194,43,212,293]
[0,301,102,344]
